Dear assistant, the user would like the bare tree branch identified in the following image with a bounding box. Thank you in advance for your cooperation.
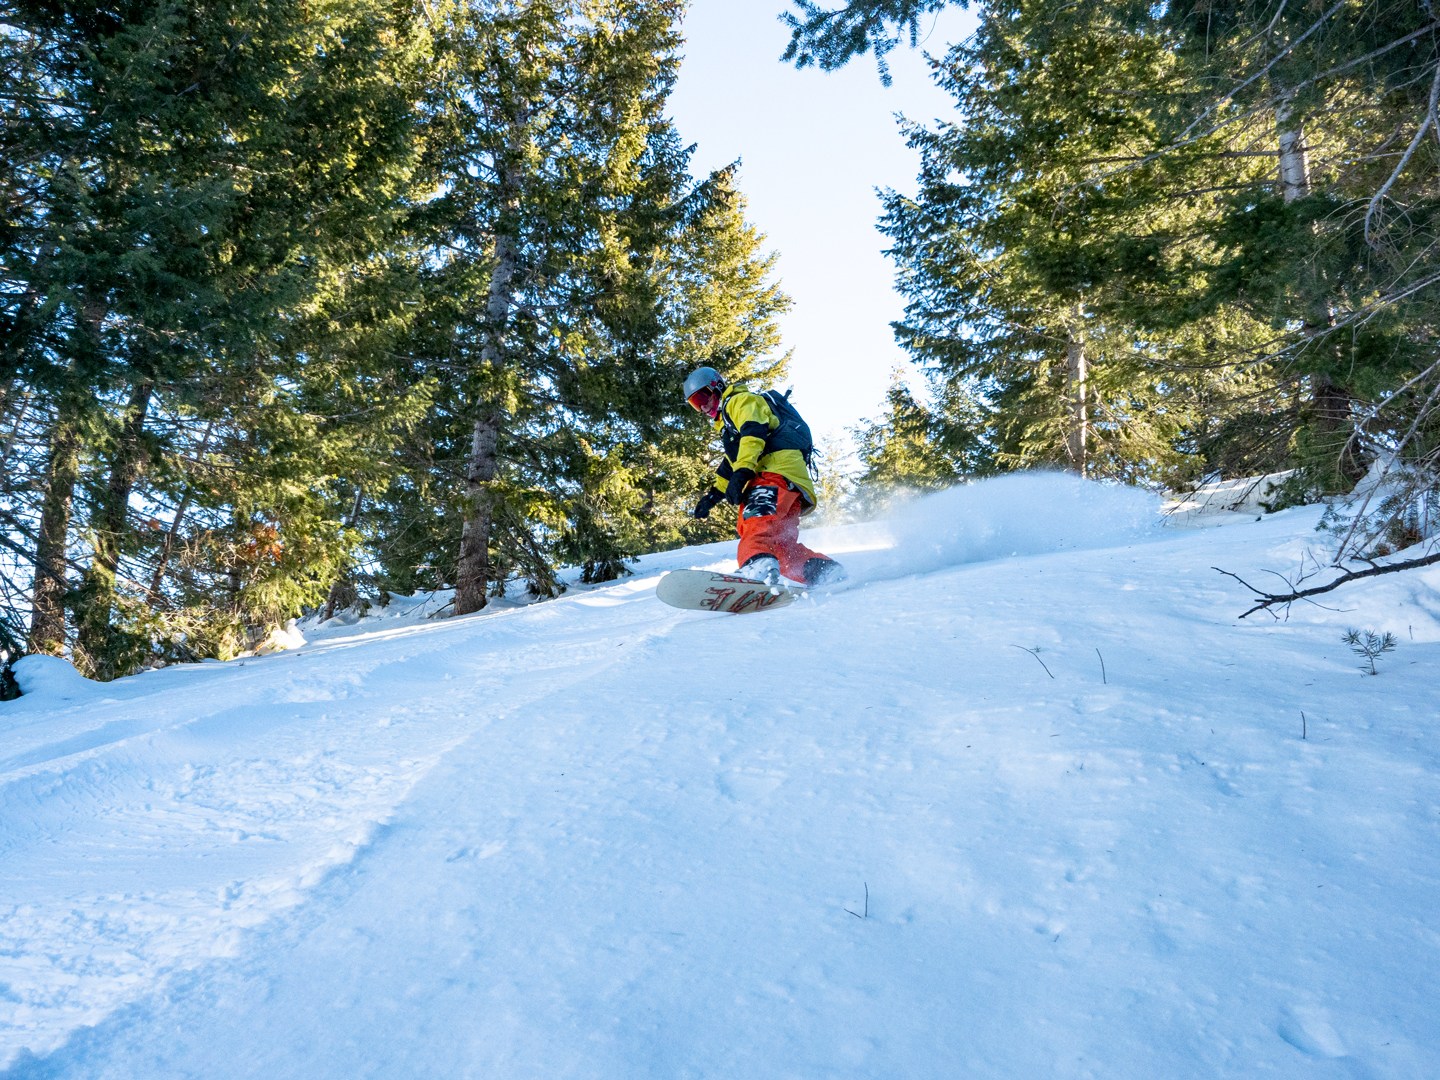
[1216,547,1440,618]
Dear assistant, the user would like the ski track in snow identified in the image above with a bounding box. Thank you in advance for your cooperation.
[2,474,1439,1078]
[0,587,679,1074]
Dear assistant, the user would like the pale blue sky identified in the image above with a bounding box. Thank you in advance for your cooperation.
[667,0,978,445]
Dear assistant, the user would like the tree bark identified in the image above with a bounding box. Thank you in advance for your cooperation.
[1064,310,1088,476]
[454,404,503,616]
[1309,371,1363,485]
[76,381,153,677]
[453,125,525,617]
[147,419,216,604]
[321,485,365,621]
[1275,90,1364,487]
[28,404,82,655]
[1275,93,1311,205]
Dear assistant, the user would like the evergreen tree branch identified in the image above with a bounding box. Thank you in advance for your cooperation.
[1086,20,1440,190]
[1364,59,1440,250]
[1177,0,1348,143]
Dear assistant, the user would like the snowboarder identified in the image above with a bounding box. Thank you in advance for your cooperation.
[684,366,845,588]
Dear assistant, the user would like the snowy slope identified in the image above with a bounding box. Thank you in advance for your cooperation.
[2,474,1438,1079]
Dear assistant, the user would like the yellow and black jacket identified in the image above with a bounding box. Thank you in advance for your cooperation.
[707,384,817,511]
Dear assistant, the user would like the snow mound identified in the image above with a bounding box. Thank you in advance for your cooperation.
[250,619,307,655]
[1165,471,1294,525]
[9,655,102,707]
[1,491,1438,1078]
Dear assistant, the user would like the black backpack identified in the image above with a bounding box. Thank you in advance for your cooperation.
[760,389,814,467]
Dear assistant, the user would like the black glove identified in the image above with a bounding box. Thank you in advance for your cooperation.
[725,467,757,506]
[693,487,724,519]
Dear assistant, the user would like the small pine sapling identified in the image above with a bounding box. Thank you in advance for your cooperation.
[1342,628,1397,675]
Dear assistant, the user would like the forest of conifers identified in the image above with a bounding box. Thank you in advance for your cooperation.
[4,0,1438,683]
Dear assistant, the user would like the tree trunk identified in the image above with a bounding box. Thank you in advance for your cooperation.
[321,485,365,621]
[28,405,82,656]
[148,419,216,604]
[1275,93,1311,206]
[453,130,525,617]
[454,404,503,616]
[1310,371,1362,485]
[1064,310,1088,476]
[76,381,153,678]
[1275,90,1364,487]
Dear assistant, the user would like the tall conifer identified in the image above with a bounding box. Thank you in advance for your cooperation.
[880,0,1276,485]
[395,0,790,613]
[3,0,426,672]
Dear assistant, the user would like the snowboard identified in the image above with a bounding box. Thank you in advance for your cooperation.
[655,569,801,614]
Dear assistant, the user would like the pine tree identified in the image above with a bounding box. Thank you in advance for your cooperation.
[786,0,1440,574]
[0,0,799,677]
[780,0,952,83]
[879,0,1277,487]
[122,0,429,666]
[1156,0,1440,504]
[388,0,791,614]
[849,370,983,515]
[633,166,793,556]
[3,0,427,674]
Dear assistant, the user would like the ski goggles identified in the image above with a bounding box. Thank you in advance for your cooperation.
[687,386,722,418]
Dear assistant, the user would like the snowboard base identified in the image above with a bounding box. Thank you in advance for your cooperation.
[655,569,801,614]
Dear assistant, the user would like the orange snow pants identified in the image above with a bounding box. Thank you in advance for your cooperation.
[735,472,829,582]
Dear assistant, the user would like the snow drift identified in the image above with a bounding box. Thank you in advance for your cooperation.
[3,477,1438,1079]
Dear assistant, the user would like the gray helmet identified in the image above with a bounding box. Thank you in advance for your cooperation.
[683,366,725,401]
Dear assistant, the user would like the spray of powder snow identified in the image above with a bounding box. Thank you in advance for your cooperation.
[826,472,1164,582]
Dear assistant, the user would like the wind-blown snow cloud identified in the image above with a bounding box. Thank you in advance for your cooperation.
[833,472,1163,581]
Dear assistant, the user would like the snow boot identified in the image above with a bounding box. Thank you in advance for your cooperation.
[738,554,781,588]
[801,557,846,587]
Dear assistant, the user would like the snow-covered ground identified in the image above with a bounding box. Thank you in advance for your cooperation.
[3,473,1437,1079]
